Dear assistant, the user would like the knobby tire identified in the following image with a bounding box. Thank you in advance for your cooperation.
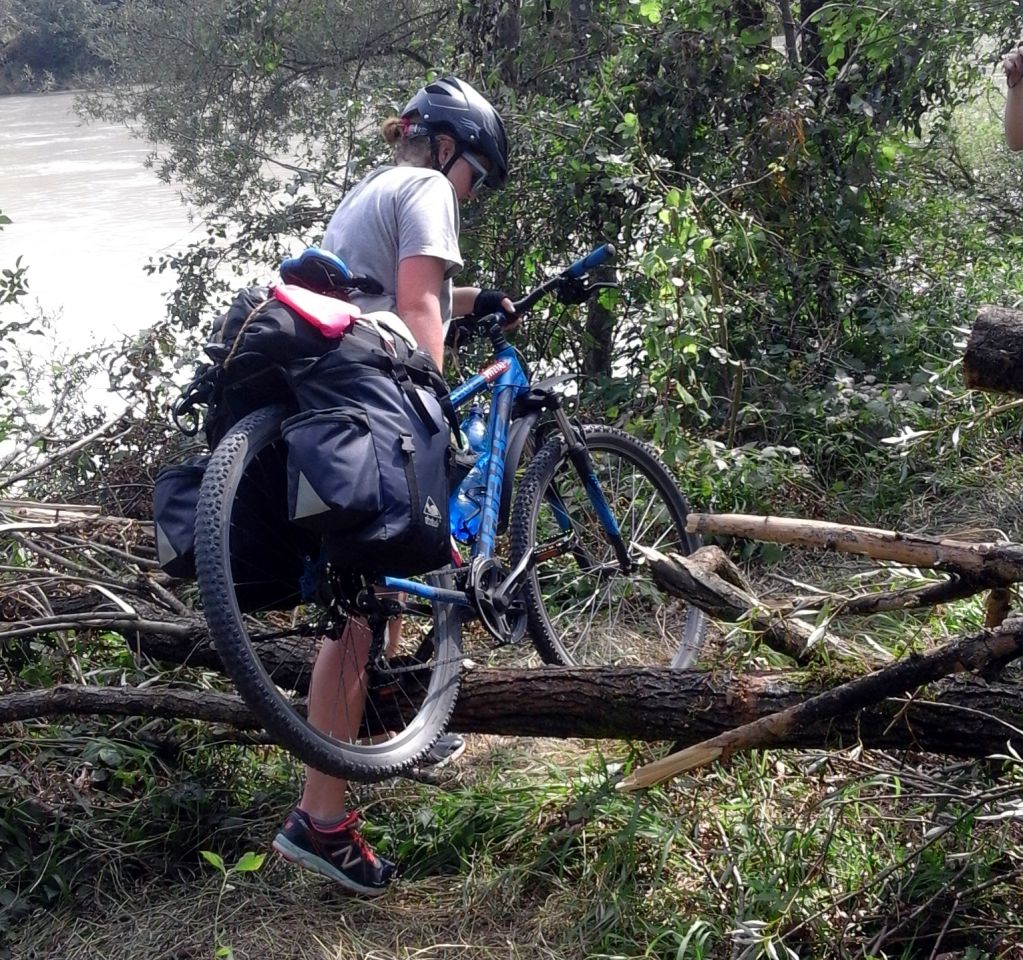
[509,425,706,669]
[194,404,462,782]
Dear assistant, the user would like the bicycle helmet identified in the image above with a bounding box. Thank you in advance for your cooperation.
[401,76,509,190]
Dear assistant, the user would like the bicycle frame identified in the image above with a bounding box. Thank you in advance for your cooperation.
[381,342,525,607]
[381,338,627,611]
[379,241,622,614]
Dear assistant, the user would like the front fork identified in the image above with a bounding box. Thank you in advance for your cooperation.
[550,407,633,574]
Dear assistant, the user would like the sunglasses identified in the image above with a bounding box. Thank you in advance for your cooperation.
[463,152,492,195]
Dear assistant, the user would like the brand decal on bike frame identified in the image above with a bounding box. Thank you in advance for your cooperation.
[479,359,511,383]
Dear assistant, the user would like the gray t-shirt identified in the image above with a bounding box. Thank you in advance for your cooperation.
[321,165,463,322]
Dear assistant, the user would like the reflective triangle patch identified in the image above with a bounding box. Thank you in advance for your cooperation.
[294,471,331,519]
[154,522,177,565]
[423,496,442,528]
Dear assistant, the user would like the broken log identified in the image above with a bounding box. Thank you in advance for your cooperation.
[4,664,1023,761]
[638,544,851,665]
[964,305,1023,396]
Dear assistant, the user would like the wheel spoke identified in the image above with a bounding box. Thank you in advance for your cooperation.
[511,427,706,669]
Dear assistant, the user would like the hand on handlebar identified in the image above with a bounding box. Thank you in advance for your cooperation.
[472,288,521,330]
[448,243,616,349]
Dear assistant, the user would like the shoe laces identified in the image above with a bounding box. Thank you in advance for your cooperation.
[344,821,378,867]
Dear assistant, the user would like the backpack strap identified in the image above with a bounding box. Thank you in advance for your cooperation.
[389,359,451,437]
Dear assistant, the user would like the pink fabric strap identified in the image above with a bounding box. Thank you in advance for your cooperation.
[273,283,361,339]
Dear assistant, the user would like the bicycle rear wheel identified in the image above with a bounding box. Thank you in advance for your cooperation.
[194,404,462,782]
[509,425,706,668]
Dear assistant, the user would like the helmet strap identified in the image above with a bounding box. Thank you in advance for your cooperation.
[431,135,464,177]
[441,146,463,177]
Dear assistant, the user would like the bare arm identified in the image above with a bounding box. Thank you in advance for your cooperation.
[452,286,480,316]
[1005,45,1023,151]
[396,255,446,367]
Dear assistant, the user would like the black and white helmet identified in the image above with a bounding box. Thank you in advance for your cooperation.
[401,76,509,190]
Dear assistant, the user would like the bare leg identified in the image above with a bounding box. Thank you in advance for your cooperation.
[298,617,373,820]
[298,608,406,817]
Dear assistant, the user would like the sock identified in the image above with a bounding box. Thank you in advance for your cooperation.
[306,809,356,832]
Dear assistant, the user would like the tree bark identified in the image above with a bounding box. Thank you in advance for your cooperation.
[685,513,1023,584]
[619,620,1023,789]
[964,305,1023,396]
[4,665,1023,760]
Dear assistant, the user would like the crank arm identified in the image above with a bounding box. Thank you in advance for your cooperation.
[496,546,535,600]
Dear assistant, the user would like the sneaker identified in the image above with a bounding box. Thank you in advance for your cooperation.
[272,807,396,896]
[419,732,466,769]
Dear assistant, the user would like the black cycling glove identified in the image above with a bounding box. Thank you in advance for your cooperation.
[472,288,516,321]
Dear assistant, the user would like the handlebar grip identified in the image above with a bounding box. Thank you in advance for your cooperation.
[564,243,616,279]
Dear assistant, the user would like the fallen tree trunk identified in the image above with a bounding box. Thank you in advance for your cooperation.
[964,305,1023,396]
[685,513,1023,582]
[3,663,1023,760]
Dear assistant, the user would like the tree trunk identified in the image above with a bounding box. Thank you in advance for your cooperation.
[685,513,1023,583]
[582,265,615,381]
[4,666,1023,760]
[964,305,1023,396]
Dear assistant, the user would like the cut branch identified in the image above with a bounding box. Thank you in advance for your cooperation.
[617,620,1023,791]
[686,513,1023,583]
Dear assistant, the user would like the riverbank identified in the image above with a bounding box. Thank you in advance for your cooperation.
[0,75,101,96]
[0,58,107,96]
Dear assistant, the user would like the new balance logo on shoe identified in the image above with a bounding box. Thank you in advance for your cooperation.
[272,807,396,896]
[331,843,367,872]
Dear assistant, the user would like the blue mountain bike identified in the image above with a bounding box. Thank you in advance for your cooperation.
[194,245,706,781]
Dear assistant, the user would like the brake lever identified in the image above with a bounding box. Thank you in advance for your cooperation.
[555,278,619,306]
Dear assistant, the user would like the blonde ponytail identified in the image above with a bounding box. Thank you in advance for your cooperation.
[381,112,435,167]
[380,117,403,145]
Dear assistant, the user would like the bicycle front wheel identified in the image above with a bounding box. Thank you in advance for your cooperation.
[194,404,462,782]
[509,425,706,669]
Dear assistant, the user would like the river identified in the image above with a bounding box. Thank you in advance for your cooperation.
[0,91,198,350]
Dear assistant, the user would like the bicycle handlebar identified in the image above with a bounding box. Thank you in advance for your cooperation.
[564,243,616,280]
[506,242,617,319]
[447,242,617,348]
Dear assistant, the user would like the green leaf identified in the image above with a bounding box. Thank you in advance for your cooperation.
[97,747,123,767]
[200,850,225,872]
[638,0,661,23]
[234,851,266,872]
[616,112,640,140]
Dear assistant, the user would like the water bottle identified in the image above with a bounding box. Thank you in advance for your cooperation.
[464,404,488,454]
[450,406,489,544]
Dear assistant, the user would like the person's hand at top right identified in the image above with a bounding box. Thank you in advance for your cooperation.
[1005,43,1023,89]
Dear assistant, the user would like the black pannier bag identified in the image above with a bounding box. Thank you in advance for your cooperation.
[152,445,319,612]
[200,286,351,448]
[153,455,209,579]
[282,322,454,577]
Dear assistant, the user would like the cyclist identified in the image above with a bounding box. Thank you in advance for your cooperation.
[272,76,516,895]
